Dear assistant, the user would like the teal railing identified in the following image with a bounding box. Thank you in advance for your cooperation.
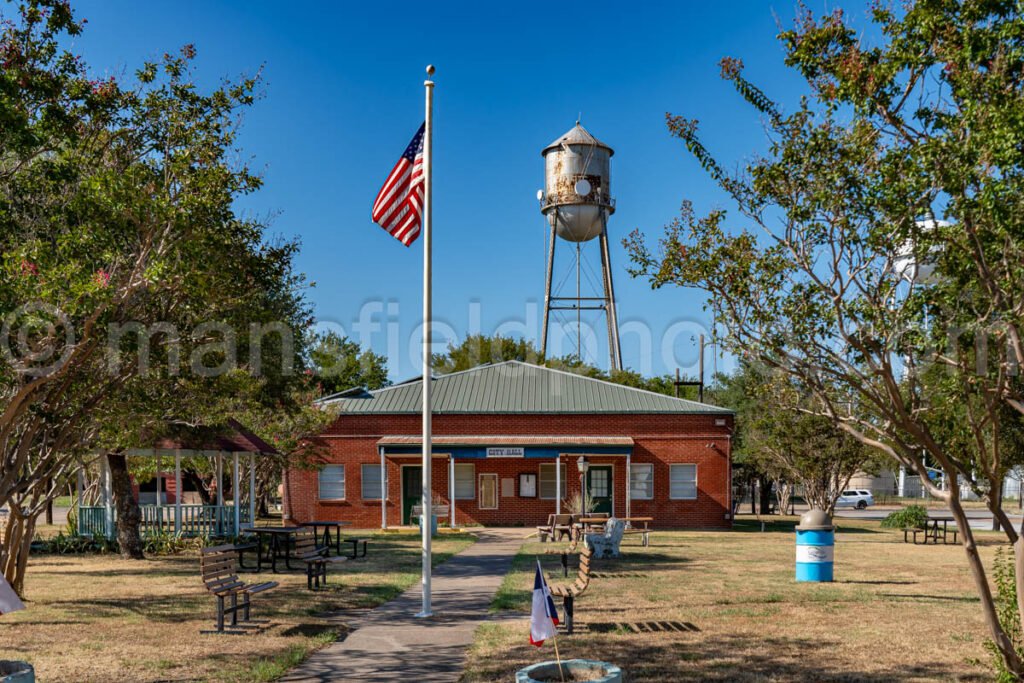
[77,504,251,538]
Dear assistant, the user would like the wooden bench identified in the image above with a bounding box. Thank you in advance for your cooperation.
[537,514,573,543]
[543,536,580,577]
[343,537,370,559]
[622,518,652,547]
[200,545,278,634]
[294,528,347,590]
[547,545,593,635]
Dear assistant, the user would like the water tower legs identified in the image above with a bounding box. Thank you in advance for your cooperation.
[539,209,622,371]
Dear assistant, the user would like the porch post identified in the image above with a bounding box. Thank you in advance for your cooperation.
[380,447,387,530]
[155,454,163,532]
[625,451,632,523]
[249,453,256,528]
[102,456,114,539]
[76,466,84,536]
[555,454,561,515]
[215,453,224,536]
[174,451,182,535]
[233,453,240,536]
[449,455,455,529]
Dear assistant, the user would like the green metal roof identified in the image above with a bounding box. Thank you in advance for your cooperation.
[320,361,732,415]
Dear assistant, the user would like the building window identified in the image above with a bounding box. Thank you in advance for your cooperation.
[670,464,697,500]
[318,465,345,500]
[361,464,386,500]
[630,463,654,500]
[454,463,475,500]
[479,473,498,510]
[539,463,567,500]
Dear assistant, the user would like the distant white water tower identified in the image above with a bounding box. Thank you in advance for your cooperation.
[538,122,622,370]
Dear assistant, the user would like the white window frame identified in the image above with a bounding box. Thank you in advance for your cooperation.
[538,463,567,500]
[669,464,697,500]
[630,463,654,500]
[361,463,386,500]
[318,464,346,501]
[479,473,499,510]
[454,463,476,500]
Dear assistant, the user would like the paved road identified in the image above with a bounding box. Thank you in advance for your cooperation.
[281,527,526,683]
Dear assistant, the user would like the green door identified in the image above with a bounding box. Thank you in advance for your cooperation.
[402,466,422,525]
[587,466,613,515]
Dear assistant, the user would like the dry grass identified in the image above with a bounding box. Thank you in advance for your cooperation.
[465,517,1005,682]
[0,531,474,682]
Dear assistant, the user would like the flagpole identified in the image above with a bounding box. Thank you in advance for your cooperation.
[416,64,435,619]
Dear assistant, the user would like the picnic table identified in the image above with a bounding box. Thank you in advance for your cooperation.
[303,520,353,557]
[621,516,654,546]
[904,516,959,545]
[250,526,310,573]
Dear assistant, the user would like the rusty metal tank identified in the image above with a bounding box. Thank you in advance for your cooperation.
[540,123,615,243]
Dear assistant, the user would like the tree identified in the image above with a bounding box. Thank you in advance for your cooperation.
[432,334,543,374]
[625,3,1024,674]
[0,1,313,579]
[308,331,389,395]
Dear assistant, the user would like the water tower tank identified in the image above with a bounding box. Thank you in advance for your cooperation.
[540,123,615,243]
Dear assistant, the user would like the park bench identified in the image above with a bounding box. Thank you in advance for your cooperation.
[543,536,580,577]
[199,544,277,634]
[547,544,594,635]
[294,528,347,590]
[537,514,573,543]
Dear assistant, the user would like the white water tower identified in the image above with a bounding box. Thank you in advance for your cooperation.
[538,122,621,370]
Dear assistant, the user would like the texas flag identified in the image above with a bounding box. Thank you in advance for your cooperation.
[0,575,24,615]
[529,559,560,646]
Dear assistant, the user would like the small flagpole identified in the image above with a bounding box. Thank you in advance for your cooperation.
[552,633,566,683]
[416,64,436,619]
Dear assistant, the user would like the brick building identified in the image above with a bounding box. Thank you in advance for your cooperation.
[283,361,733,529]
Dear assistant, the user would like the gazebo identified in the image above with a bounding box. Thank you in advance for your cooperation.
[77,419,279,539]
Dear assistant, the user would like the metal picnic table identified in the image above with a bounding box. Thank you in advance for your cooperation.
[303,520,353,557]
[250,526,309,573]
[924,516,959,544]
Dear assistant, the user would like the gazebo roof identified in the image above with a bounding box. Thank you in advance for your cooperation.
[125,419,279,458]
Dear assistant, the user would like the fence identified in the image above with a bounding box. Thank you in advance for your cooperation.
[78,504,251,538]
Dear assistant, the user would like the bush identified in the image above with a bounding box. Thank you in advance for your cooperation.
[986,547,1024,682]
[880,504,929,529]
[33,532,117,555]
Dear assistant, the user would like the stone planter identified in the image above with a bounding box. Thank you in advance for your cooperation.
[516,659,621,683]
[0,661,34,683]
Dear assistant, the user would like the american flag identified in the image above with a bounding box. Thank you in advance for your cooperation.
[371,123,425,246]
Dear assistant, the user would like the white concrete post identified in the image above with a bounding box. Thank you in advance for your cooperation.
[555,454,561,515]
[449,455,455,529]
[380,448,387,530]
[174,452,182,535]
[233,453,240,536]
[626,452,632,523]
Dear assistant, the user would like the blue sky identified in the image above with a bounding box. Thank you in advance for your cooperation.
[67,0,846,381]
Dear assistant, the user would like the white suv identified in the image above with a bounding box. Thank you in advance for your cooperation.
[836,489,874,509]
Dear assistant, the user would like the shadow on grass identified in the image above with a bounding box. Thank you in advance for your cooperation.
[464,631,987,682]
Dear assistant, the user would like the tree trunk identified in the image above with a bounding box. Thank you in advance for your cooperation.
[107,453,144,560]
[182,469,213,506]
[949,487,1024,677]
[1,511,35,597]
[992,483,1003,532]
[758,475,773,514]
[45,477,53,525]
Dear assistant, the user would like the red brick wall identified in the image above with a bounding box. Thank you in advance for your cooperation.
[283,413,732,529]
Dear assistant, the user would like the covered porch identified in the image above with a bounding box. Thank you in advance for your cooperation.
[77,420,278,539]
[375,435,635,528]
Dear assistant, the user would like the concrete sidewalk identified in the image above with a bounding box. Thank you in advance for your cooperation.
[281,528,526,683]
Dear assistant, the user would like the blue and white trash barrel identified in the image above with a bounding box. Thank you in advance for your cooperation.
[795,509,834,582]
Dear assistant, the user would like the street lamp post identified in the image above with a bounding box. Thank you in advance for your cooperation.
[577,456,590,517]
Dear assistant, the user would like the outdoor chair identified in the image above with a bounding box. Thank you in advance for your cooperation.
[585,518,625,559]
[199,544,277,634]
[537,514,573,543]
